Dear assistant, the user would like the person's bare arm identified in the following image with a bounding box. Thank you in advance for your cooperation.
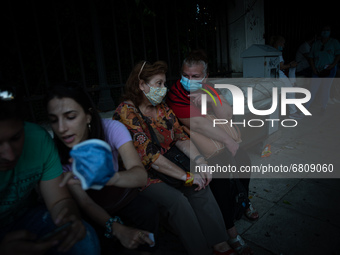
[280,61,298,70]
[210,96,233,120]
[175,139,211,185]
[151,152,205,190]
[106,141,147,187]
[189,93,233,120]
[68,183,154,249]
[151,154,187,180]
[180,116,239,156]
[40,175,86,252]
[185,91,239,155]
[60,142,147,188]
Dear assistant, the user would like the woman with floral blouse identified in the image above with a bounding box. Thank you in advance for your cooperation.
[113,61,237,255]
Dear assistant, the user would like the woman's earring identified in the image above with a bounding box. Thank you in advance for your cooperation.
[88,123,92,133]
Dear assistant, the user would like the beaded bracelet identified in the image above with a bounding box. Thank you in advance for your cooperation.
[104,216,123,239]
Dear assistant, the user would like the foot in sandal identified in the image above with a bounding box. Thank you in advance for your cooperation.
[228,235,254,255]
[244,202,259,221]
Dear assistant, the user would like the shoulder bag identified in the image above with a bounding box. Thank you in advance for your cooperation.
[138,108,191,188]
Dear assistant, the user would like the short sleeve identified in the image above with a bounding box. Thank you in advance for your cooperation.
[279,55,284,63]
[40,128,63,181]
[102,119,132,150]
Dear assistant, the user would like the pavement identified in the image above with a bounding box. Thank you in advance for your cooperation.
[110,100,340,255]
[236,100,340,255]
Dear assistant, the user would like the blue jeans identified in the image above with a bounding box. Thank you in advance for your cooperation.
[305,66,337,110]
[0,205,100,255]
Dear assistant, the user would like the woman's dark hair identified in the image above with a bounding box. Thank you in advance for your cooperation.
[122,61,168,107]
[45,81,105,164]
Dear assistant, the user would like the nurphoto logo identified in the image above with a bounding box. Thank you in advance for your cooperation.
[200,84,312,128]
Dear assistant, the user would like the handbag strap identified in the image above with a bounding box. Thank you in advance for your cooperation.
[137,107,161,147]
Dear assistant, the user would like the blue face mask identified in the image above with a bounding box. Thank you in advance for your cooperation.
[70,139,115,190]
[278,46,283,51]
[321,31,330,38]
[180,75,205,92]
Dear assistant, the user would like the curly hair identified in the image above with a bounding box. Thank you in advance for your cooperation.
[122,61,168,107]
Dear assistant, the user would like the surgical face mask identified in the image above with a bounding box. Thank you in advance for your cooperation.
[70,139,115,190]
[278,46,283,51]
[143,84,167,106]
[180,75,205,92]
[321,30,330,38]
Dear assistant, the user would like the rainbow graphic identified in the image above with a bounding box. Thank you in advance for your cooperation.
[200,84,223,106]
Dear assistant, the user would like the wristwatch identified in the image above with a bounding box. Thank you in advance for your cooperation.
[104,216,123,238]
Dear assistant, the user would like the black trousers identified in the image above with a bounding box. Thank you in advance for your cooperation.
[208,148,251,229]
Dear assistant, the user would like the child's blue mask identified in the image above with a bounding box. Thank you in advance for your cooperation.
[70,139,116,190]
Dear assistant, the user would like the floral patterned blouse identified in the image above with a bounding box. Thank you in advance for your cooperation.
[113,102,189,187]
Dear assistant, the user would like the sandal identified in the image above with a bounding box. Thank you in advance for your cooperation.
[228,235,254,255]
[244,202,259,221]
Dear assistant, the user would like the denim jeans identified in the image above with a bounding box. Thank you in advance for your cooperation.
[0,205,100,255]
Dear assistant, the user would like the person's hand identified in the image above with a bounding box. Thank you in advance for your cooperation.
[114,224,154,249]
[197,165,212,186]
[189,93,216,107]
[225,139,239,157]
[59,158,81,187]
[189,93,203,106]
[53,207,86,252]
[290,61,298,68]
[0,230,58,255]
[59,171,81,187]
[325,63,335,70]
[193,174,206,191]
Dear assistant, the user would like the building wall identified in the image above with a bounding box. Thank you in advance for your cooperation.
[227,0,265,75]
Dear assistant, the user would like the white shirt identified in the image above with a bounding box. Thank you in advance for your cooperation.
[296,42,311,72]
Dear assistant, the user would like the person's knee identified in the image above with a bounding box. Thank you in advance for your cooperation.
[141,200,159,217]
[168,193,189,210]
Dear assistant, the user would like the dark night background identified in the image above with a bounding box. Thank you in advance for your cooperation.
[1,0,339,121]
